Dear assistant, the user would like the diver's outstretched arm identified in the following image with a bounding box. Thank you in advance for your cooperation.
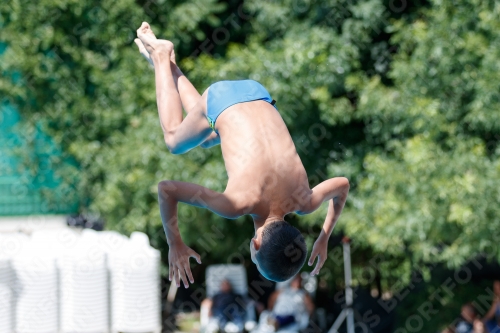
[296,177,350,276]
[158,180,247,288]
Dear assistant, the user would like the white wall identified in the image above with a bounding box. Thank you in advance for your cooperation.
[0,215,67,233]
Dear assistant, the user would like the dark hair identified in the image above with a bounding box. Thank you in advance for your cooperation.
[255,220,307,282]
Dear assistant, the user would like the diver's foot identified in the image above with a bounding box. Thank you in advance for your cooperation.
[134,38,177,67]
[134,38,154,67]
[136,22,174,61]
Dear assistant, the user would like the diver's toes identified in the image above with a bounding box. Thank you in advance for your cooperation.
[137,22,149,36]
[142,22,152,34]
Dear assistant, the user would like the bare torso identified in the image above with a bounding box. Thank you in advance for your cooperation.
[207,97,311,220]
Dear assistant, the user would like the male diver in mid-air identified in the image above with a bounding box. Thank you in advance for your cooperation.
[134,22,349,288]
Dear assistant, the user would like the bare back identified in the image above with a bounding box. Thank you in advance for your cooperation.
[212,99,311,219]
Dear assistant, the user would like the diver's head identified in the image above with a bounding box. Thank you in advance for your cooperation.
[250,220,307,282]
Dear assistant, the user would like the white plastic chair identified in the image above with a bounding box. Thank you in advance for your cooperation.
[201,264,256,333]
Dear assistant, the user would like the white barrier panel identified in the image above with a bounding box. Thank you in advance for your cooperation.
[1,233,31,333]
[13,254,58,333]
[109,232,161,333]
[0,242,15,333]
[0,230,161,333]
[59,229,109,333]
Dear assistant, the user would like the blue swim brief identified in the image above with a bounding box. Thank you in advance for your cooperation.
[206,79,277,131]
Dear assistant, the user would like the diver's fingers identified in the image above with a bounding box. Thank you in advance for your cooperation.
[178,264,189,288]
[184,263,194,285]
[190,250,202,264]
[311,256,326,276]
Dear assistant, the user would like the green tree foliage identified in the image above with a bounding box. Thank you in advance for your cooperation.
[1,0,500,306]
[343,0,500,278]
[0,0,248,259]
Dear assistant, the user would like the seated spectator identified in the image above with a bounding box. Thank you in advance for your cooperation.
[483,280,500,333]
[455,303,477,333]
[266,274,315,331]
[441,304,485,333]
[202,279,246,333]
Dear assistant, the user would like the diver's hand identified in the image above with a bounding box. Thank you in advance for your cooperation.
[308,236,328,276]
[168,241,201,288]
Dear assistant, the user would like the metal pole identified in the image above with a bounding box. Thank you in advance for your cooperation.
[328,309,347,333]
[328,237,355,333]
[343,239,354,333]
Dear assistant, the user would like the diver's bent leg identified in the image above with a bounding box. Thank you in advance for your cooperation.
[134,32,201,114]
[137,27,183,138]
